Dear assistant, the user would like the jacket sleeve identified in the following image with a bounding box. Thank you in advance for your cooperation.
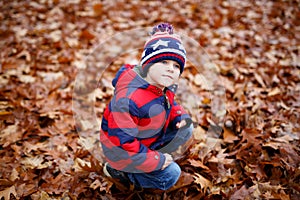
[169,100,193,130]
[104,97,165,173]
[150,100,193,153]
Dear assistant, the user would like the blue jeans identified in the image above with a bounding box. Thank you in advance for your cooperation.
[126,162,181,190]
[106,125,193,190]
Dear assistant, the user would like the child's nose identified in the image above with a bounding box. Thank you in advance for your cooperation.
[166,63,175,72]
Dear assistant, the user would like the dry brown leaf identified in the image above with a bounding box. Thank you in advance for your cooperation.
[223,128,239,143]
[268,87,281,96]
[254,73,266,88]
[21,156,52,169]
[193,173,212,193]
[0,0,299,199]
[93,3,103,16]
[0,124,22,147]
[0,186,17,200]
[230,185,255,200]
[188,159,210,171]
[30,191,51,200]
[9,169,19,182]
[80,30,96,40]
[193,126,206,141]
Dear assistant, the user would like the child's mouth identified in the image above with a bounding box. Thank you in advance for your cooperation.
[163,75,173,80]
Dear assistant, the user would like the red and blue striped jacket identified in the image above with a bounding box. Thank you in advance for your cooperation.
[100,64,191,173]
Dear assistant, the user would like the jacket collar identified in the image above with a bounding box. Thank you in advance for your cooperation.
[147,85,163,96]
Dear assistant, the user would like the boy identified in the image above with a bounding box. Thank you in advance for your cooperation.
[100,23,193,190]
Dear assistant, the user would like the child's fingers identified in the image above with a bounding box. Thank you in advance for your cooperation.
[176,120,187,129]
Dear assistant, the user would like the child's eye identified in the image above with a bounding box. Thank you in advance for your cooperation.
[174,64,180,69]
[160,60,168,64]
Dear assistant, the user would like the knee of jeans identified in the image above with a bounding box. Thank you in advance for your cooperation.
[164,162,181,190]
[171,162,181,178]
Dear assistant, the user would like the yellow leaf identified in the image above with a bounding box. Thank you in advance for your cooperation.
[202,97,211,104]
[0,111,12,116]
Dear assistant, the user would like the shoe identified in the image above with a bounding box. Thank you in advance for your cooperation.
[103,162,131,187]
[103,162,112,177]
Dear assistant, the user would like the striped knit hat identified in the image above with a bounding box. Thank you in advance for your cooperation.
[140,23,186,76]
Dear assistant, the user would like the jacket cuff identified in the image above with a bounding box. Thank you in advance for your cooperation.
[172,114,192,129]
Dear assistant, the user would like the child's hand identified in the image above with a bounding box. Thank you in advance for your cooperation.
[176,119,187,129]
[162,153,173,170]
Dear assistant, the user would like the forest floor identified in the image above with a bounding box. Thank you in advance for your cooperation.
[0,0,299,199]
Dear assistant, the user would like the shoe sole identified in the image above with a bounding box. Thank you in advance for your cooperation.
[103,162,112,177]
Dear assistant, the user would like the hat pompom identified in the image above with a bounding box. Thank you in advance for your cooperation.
[150,23,174,35]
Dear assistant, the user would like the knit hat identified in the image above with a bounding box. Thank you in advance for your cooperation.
[140,23,186,76]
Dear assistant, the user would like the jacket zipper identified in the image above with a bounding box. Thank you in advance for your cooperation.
[164,93,170,109]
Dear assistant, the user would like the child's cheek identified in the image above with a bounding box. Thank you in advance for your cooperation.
[173,75,179,84]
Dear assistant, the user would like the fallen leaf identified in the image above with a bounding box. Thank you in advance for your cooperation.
[254,73,266,87]
[268,87,281,96]
[21,156,52,169]
[193,126,206,141]
[193,173,212,193]
[9,168,19,182]
[0,186,17,200]
[0,124,22,147]
[223,128,239,143]
[230,185,255,200]
[18,75,36,83]
[188,159,210,171]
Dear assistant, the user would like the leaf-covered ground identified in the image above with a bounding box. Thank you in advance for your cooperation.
[0,0,299,199]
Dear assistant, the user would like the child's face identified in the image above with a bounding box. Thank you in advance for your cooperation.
[145,60,181,89]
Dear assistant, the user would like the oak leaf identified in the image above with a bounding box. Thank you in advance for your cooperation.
[0,186,17,200]
[193,173,212,193]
